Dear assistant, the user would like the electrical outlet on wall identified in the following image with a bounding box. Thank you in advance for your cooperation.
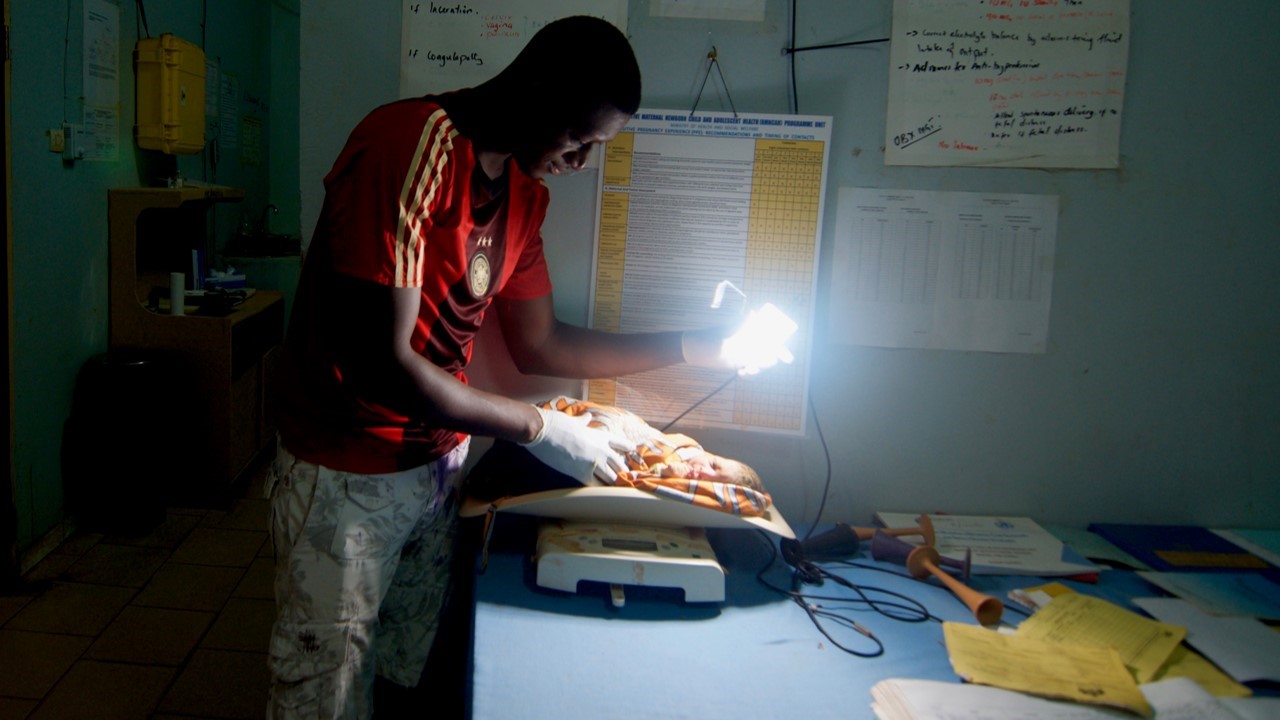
[47,128,65,153]
[61,124,85,162]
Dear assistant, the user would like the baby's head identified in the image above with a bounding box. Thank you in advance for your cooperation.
[682,450,763,491]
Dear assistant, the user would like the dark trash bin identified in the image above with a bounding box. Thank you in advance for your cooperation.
[62,349,190,536]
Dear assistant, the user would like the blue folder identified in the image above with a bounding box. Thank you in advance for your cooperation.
[1088,523,1275,573]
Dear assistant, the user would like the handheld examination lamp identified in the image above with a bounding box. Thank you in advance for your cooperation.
[710,281,799,375]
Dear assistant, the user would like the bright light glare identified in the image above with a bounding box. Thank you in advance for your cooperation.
[720,303,798,375]
[710,280,747,310]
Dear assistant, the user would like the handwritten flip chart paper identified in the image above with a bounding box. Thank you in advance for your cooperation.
[830,188,1057,353]
[399,1,628,98]
[886,0,1130,168]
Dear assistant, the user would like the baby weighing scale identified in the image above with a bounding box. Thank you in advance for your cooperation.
[461,486,795,606]
[535,520,725,606]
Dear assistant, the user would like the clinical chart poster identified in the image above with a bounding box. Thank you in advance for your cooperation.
[829,188,1057,354]
[588,110,832,434]
[886,0,1129,168]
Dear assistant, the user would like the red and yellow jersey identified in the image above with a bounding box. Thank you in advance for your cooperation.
[280,98,553,473]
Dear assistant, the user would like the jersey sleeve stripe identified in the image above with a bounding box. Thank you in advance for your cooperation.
[395,109,456,287]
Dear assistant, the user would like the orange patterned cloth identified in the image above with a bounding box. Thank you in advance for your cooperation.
[540,397,772,517]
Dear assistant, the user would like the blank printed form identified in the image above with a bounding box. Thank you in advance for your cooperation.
[829,188,1058,353]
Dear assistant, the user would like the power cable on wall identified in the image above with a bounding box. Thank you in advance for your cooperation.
[784,0,889,114]
[63,1,72,123]
[134,0,150,39]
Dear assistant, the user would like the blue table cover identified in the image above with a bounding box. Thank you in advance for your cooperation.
[468,520,1157,720]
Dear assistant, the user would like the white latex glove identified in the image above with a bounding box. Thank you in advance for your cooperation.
[520,406,631,485]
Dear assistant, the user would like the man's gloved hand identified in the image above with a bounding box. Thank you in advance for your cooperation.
[520,406,631,485]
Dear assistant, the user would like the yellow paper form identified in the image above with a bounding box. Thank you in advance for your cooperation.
[942,622,1152,717]
[1016,593,1185,682]
[1149,645,1253,698]
[1008,580,1075,611]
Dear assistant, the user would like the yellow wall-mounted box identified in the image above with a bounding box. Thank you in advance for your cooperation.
[134,34,206,155]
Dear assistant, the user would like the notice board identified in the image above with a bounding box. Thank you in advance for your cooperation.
[885,0,1130,168]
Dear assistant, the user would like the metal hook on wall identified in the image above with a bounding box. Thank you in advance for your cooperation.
[690,46,739,119]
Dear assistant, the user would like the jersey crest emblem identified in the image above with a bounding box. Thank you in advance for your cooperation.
[468,252,492,298]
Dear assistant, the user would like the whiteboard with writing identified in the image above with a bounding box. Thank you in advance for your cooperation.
[885,0,1129,168]
[399,1,628,98]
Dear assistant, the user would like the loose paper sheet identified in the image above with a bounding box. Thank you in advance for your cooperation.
[871,677,1239,720]
[1016,593,1185,683]
[1044,523,1152,571]
[1138,571,1280,621]
[830,188,1057,353]
[1220,696,1280,720]
[1212,528,1280,567]
[1003,581,1251,698]
[1148,645,1253,699]
[943,622,1151,716]
[886,0,1130,168]
[1133,597,1280,684]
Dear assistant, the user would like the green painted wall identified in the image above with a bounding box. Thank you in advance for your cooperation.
[9,0,298,560]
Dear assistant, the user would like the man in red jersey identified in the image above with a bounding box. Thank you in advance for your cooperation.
[266,16,777,719]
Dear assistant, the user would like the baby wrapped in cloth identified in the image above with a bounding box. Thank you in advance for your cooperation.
[467,396,772,516]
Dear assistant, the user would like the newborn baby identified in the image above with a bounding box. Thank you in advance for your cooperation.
[468,396,770,516]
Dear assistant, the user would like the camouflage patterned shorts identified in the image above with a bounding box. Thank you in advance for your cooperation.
[265,438,469,719]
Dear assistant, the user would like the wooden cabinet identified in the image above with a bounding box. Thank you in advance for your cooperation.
[108,187,284,503]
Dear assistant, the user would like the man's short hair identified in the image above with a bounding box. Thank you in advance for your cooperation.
[502,16,642,117]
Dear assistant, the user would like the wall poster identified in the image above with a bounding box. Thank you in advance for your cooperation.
[588,110,832,434]
[829,187,1058,354]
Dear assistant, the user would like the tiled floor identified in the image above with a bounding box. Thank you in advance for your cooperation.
[0,459,275,719]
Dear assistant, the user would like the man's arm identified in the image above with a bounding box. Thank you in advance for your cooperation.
[390,286,544,442]
[494,292,687,379]
[388,286,630,483]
